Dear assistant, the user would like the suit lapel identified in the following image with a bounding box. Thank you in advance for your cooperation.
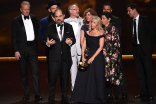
[19,15,26,33]
[129,19,133,41]
[138,16,143,35]
[30,14,36,33]
[62,23,68,41]
[130,19,133,34]
[51,24,60,41]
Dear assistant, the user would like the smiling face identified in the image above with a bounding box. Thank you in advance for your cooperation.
[91,19,97,29]
[20,4,30,16]
[127,7,135,18]
[101,15,110,26]
[54,10,65,24]
[103,5,112,13]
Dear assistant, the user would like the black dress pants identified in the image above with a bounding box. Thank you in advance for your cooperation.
[48,58,71,100]
[133,44,154,96]
[119,51,128,93]
[106,81,119,97]
[18,43,40,96]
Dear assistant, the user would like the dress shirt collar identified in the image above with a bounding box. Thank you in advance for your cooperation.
[69,17,78,22]
[56,22,64,26]
[134,14,139,21]
[21,14,30,20]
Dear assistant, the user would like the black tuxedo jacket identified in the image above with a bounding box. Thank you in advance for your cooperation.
[129,15,156,55]
[11,14,39,54]
[111,15,122,37]
[42,22,76,62]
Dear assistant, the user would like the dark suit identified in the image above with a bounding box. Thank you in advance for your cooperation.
[43,22,76,100]
[129,15,155,96]
[111,15,122,37]
[39,14,55,41]
[39,14,55,86]
[11,14,40,96]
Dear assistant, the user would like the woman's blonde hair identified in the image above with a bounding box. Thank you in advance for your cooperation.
[83,8,97,24]
[89,16,104,32]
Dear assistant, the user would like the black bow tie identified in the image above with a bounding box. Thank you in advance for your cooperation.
[57,24,63,27]
[57,24,63,30]
[24,16,29,20]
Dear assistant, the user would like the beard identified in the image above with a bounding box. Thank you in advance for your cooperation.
[56,19,63,24]
[51,12,55,17]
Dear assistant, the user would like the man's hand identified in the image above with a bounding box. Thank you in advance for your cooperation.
[15,52,21,60]
[65,38,72,45]
[47,37,56,45]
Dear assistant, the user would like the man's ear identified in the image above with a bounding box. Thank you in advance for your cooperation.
[63,14,65,18]
[48,8,51,12]
[69,10,71,15]
[20,8,22,12]
[134,8,137,13]
[111,9,113,13]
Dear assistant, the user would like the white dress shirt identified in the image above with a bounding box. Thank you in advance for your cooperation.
[56,23,64,41]
[69,18,79,36]
[46,22,66,47]
[133,14,140,44]
[21,14,35,41]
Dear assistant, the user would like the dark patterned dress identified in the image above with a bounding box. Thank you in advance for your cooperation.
[71,32,107,103]
[103,24,122,86]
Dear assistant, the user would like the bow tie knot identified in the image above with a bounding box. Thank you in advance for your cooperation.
[57,24,63,31]
[57,24,63,27]
[70,19,77,23]
[24,16,29,20]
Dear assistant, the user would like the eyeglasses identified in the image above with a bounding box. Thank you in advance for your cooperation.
[70,9,80,11]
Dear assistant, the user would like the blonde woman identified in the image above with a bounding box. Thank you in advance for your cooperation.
[71,16,107,103]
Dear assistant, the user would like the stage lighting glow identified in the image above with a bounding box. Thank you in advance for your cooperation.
[145,0,150,3]
[1,54,156,61]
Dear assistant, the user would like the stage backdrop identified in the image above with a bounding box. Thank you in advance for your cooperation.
[0,0,156,57]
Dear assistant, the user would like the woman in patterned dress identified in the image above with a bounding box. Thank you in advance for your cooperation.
[101,12,122,101]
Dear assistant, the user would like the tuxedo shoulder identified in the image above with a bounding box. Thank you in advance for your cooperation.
[112,15,120,19]
[140,15,147,18]
[47,23,54,27]
[41,17,48,21]
[64,18,69,22]
[13,15,22,20]
[129,19,133,22]
[29,14,36,17]
[64,22,72,26]
[141,15,150,19]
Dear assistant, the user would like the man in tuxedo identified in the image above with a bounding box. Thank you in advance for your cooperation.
[127,3,155,100]
[103,2,128,100]
[11,1,43,101]
[39,2,60,100]
[64,4,83,91]
[42,9,76,103]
